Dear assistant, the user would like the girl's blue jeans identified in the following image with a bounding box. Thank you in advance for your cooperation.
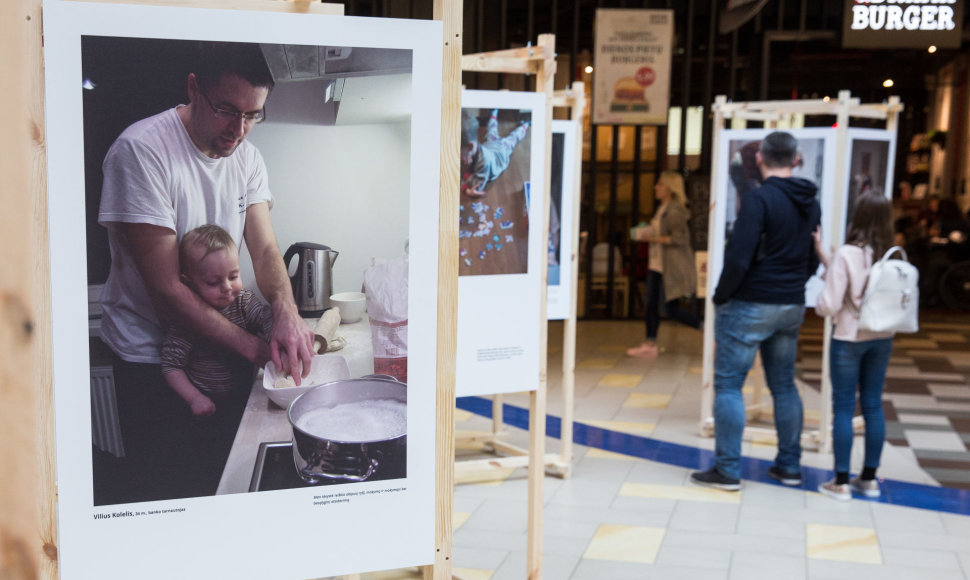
[830,337,894,475]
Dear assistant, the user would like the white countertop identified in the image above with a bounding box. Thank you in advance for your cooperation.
[215,314,374,495]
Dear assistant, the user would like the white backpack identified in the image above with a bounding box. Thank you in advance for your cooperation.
[857,246,919,334]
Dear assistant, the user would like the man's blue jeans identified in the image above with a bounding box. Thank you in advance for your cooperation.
[830,337,893,475]
[713,300,806,480]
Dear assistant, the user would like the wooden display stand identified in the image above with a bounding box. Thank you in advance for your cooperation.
[548,83,587,478]
[0,1,461,579]
[453,81,586,480]
[700,91,903,453]
[454,34,556,579]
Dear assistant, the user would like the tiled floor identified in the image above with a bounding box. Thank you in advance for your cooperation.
[353,312,970,580]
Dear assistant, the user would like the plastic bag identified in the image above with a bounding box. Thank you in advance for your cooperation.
[362,256,408,383]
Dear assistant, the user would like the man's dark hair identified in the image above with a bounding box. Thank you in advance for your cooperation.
[759,131,798,168]
[195,41,275,91]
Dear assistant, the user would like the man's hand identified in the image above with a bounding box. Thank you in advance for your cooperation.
[244,202,317,384]
[270,303,315,386]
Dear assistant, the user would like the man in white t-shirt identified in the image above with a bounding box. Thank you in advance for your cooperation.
[96,42,314,504]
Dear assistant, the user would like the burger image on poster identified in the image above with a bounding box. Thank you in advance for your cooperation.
[611,76,648,113]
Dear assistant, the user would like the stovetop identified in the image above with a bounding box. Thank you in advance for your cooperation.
[249,441,404,492]
[249,442,321,492]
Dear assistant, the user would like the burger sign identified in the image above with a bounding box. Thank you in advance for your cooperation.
[842,0,964,48]
[594,9,674,125]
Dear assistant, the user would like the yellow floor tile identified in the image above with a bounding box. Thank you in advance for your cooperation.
[598,345,631,354]
[585,420,656,437]
[623,393,672,409]
[620,482,741,504]
[452,568,493,580]
[585,448,639,461]
[596,373,644,388]
[806,523,882,564]
[453,511,471,530]
[583,524,665,564]
[687,366,703,374]
[578,357,620,370]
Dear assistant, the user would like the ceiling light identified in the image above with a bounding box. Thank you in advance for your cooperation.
[882,79,894,88]
[928,45,937,53]
[82,78,96,90]
[584,65,594,74]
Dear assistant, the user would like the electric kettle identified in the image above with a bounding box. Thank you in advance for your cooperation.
[283,242,339,317]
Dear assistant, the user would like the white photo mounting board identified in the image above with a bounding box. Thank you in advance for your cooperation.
[43,2,442,578]
[456,90,547,397]
[547,120,579,321]
[710,127,837,307]
[840,128,898,244]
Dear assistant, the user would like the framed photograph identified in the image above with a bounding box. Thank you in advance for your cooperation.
[44,1,441,578]
[547,120,580,321]
[710,128,836,307]
[456,89,546,397]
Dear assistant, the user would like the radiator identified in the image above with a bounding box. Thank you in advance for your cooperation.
[90,366,125,458]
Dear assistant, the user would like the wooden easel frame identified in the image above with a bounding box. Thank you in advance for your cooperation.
[454,34,556,579]
[547,82,587,478]
[453,82,586,480]
[700,91,903,453]
[1,1,460,579]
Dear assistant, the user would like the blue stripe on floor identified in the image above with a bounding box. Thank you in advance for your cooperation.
[457,396,970,516]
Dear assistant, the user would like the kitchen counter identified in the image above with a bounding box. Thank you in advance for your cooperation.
[216,314,374,495]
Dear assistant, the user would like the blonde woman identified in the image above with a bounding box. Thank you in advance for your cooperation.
[627,171,701,358]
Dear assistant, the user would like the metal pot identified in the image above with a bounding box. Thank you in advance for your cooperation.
[287,376,406,484]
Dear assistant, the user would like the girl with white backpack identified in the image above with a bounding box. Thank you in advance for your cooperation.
[813,192,899,501]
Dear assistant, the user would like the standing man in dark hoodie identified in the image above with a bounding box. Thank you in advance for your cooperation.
[691,131,821,491]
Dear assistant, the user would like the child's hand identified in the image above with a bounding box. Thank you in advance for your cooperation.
[190,395,216,418]
[812,225,830,267]
[464,178,486,197]
[811,225,822,247]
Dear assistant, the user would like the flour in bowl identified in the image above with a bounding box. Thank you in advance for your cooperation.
[295,399,406,441]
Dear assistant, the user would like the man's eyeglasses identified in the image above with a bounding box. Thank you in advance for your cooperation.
[200,92,265,124]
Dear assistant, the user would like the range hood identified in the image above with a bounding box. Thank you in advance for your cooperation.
[259,44,412,126]
[259,45,412,81]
